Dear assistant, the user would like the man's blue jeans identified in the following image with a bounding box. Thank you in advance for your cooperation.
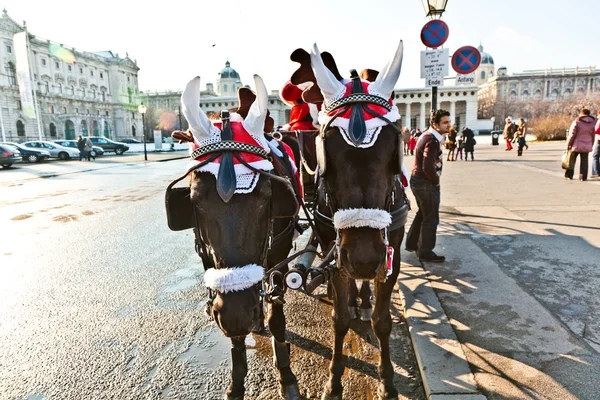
[592,141,600,176]
[406,176,441,257]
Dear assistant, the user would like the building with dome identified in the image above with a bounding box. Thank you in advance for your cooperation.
[476,44,495,85]
[216,61,242,97]
[141,61,292,130]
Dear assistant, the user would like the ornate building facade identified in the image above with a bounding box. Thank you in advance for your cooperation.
[0,10,142,143]
[478,63,600,128]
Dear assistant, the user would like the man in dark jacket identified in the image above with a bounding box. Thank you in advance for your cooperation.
[405,109,451,263]
[503,118,515,151]
[77,135,85,161]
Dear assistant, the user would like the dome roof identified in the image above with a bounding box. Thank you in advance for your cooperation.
[478,44,494,65]
[218,61,240,79]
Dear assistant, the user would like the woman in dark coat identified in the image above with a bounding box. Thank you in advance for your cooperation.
[446,125,457,161]
[463,128,476,161]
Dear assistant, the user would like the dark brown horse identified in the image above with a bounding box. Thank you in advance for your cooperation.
[289,41,409,399]
[166,75,302,400]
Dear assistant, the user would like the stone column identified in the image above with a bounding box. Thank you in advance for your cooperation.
[419,102,426,130]
[450,101,456,127]
[405,103,411,129]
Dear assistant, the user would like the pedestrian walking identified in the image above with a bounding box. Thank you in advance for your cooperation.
[503,117,516,151]
[414,127,422,139]
[446,125,457,161]
[77,135,86,161]
[564,108,597,181]
[405,109,451,263]
[592,111,600,178]
[463,127,476,161]
[515,118,528,156]
[408,133,417,156]
[85,137,95,161]
[402,127,411,156]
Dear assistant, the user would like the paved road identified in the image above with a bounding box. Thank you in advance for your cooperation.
[399,139,600,399]
[0,159,424,400]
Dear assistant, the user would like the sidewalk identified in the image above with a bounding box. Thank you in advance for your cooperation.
[396,140,600,399]
[0,150,188,186]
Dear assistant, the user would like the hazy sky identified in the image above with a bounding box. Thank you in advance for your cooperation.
[4,0,597,93]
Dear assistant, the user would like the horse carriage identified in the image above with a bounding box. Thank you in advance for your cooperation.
[165,39,411,400]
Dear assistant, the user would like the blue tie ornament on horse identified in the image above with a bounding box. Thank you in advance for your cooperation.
[165,75,302,400]
[291,40,409,399]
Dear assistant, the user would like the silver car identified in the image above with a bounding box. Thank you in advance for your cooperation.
[22,140,80,160]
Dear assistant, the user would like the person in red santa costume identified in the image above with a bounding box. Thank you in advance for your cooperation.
[280,81,320,131]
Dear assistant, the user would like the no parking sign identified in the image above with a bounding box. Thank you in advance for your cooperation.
[451,46,482,75]
[420,19,449,49]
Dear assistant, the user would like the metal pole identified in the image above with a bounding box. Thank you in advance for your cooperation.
[432,86,438,111]
[24,27,44,140]
[178,105,183,131]
[142,113,147,161]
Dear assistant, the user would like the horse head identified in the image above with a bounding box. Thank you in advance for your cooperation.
[306,40,404,280]
[179,75,296,337]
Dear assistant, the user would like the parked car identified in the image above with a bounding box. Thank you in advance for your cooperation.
[120,138,142,144]
[0,144,22,168]
[53,140,105,157]
[84,137,129,155]
[0,142,50,163]
[22,140,80,160]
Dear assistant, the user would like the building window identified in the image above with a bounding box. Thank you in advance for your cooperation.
[75,108,79,113]
[66,86,74,96]
[6,62,16,86]
[41,58,46,66]
[481,71,486,80]
[56,83,62,94]
[17,100,22,110]
[522,90,530,100]
[127,76,130,82]
[63,107,67,113]
[55,61,59,68]
[82,89,86,98]
[50,123,57,137]
[68,65,72,72]
[101,92,106,102]
[49,104,54,113]
[6,44,11,53]
[224,84,228,93]
[100,72,103,79]
[550,89,559,101]
[90,70,94,77]
[86,109,90,114]
[17,120,25,136]
[79,67,83,74]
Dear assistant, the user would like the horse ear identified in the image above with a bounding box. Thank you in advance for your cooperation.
[181,77,213,141]
[310,43,346,102]
[290,48,324,104]
[236,87,256,119]
[242,75,269,137]
[370,39,404,99]
[264,110,274,133]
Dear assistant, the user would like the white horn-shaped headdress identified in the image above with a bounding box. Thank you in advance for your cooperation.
[369,40,404,100]
[242,75,269,136]
[310,43,345,102]
[181,76,213,142]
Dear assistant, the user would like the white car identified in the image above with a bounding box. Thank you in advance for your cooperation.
[22,140,80,160]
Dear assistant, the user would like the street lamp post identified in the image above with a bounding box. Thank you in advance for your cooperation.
[421,0,448,112]
[138,103,147,161]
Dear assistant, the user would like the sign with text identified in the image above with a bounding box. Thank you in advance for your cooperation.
[420,48,449,79]
[455,72,476,85]
[425,76,444,88]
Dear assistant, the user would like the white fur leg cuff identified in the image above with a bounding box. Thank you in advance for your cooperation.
[333,208,392,230]
[204,264,264,293]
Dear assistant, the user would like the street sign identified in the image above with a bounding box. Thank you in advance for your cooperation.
[420,48,449,79]
[451,46,481,75]
[455,72,476,85]
[425,76,444,88]
[420,19,449,49]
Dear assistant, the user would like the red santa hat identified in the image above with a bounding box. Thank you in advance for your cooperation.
[280,81,304,106]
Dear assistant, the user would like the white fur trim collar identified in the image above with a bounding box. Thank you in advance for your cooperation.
[333,208,392,230]
[203,264,264,293]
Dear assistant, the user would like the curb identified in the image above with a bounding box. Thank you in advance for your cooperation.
[397,258,487,400]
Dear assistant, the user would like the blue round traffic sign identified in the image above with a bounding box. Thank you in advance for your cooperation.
[451,46,482,74]
[420,20,449,49]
